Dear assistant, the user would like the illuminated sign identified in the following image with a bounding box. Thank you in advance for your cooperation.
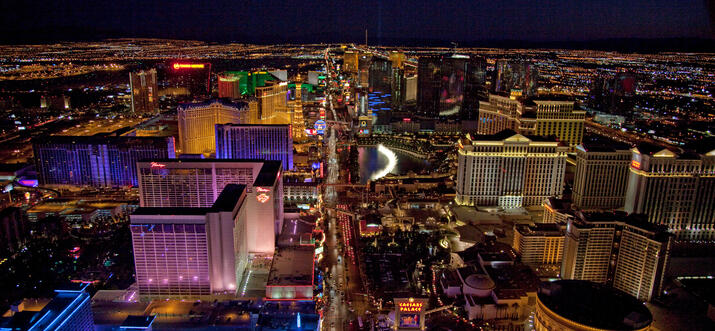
[398,301,424,313]
[305,129,317,136]
[173,63,205,70]
[314,120,327,134]
[399,314,420,328]
[256,187,270,193]
[631,160,641,169]
[257,193,270,203]
[150,162,166,168]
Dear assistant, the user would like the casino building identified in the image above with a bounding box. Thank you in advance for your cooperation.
[535,280,653,331]
[137,159,283,253]
[215,124,293,170]
[34,135,175,187]
[177,100,248,155]
[130,185,251,300]
[456,130,567,208]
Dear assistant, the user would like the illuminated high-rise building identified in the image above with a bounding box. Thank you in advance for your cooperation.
[0,283,94,331]
[33,136,175,187]
[255,81,289,122]
[588,71,637,115]
[177,99,248,155]
[478,95,585,147]
[573,136,631,210]
[625,142,715,241]
[137,159,283,248]
[131,184,252,299]
[391,66,406,108]
[492,60,538,97]
[130,69,159,115]
[513,223,564,267]
[417,54,486,120]
[217,72,242,99]
[561,211,672,302]
[523,100,586,147]
[215,124,293,170]
[343,51,359,73]
[358,53,371,88]
[369,58,392,93]
[455,130,567,208]
[405,75,417,102]
[168,62,211,97]
[389,51,406,69]
[477,93,522,134]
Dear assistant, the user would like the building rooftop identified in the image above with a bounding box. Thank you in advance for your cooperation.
[32,135,172,146]
[267,248,314,286]
[573,211,670,241]
[178,99,249,112]
[254,161,282,187]
[120,315,156,329]
[133,184,246,216]
[538,280,653,330]
[486,264,540,296]
[469,129,562,144]
[578,133,632,152]
[217,123,291,128]
[514,223,564,237]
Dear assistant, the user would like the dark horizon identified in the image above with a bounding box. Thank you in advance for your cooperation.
[0,0,713,52]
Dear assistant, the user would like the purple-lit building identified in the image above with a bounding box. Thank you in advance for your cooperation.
[130,184,251,299]
[33,136,176,187]
[137,159,283,253]
[215,124,293,170]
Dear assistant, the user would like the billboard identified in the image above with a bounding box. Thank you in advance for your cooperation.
[394,297,428,330]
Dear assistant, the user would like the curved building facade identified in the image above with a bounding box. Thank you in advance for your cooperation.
[535,280,652,331]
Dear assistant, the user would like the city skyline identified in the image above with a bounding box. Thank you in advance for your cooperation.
[0,3,713,329]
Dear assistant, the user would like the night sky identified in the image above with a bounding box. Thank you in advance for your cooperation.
[0,0,712,44]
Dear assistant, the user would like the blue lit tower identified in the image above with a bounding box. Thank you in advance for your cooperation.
[0,283,94,331]
[33,136,176,187]
[215,124,293,170]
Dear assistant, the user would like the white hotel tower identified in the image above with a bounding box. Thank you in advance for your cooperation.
[456,130,567,208]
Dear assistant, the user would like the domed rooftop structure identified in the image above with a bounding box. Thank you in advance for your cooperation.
[537,280,652,331]
[465,274,495,290]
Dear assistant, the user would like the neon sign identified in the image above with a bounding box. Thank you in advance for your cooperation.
[257,193,270,203]
[173,63,205,70]
[631,160,641,169]
[150,162,166,168]
[398,301,424,313]
[256,187,270,192]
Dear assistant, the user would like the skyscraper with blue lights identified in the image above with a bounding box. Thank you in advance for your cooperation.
[215,124,293,170]
[33,136,176,187]
[0,283,94,331]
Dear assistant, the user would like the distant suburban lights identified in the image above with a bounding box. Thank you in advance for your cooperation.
[257,193,270,203]
[150,162,166,168]
[173,63,205,70]
[631,160,641,169]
